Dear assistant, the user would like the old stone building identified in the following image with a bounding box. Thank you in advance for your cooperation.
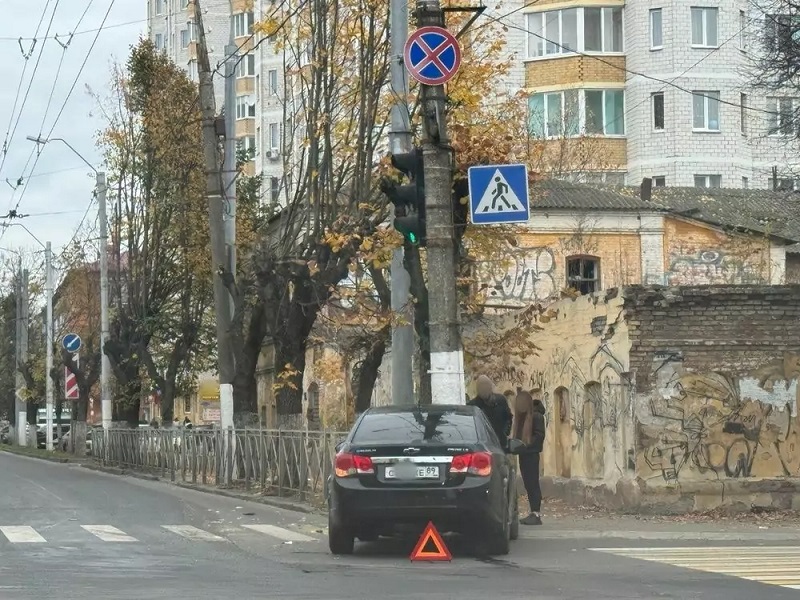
[480,285,800,512]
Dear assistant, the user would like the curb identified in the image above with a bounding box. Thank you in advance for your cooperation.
[2,445,321,515]
[521,529,800,541]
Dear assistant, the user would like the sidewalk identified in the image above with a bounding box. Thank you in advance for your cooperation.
[527,499,800,540]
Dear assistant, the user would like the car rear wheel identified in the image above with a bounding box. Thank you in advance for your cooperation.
[328,514,355,555]
[485,496,511,556]
[509,493,520,541]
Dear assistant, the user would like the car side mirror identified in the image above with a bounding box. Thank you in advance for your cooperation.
[334,441,345,453]
[507,439,525,455]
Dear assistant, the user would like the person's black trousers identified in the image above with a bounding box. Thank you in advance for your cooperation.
[518,452,542,512]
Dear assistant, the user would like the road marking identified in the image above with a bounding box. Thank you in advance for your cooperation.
[162,525,225,541]
[81,525,137,542]
[0,526,46,543]
[242,524,316,542]
[592,546,800,590]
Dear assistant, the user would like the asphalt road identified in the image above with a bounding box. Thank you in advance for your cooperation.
[1,451,800,600]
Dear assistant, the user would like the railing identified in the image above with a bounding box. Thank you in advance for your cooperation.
[92,427,348,506]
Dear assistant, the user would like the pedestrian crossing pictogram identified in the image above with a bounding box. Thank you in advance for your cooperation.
[592,546,800,590]
[473,170,524,214]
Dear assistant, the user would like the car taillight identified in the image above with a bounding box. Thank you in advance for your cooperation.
[449,452,492,477]
[334,452,374,477]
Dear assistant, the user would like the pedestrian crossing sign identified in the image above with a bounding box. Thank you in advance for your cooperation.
[467,163,530,225]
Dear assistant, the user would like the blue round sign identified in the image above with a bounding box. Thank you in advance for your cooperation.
[62,333,82,353]
[404,26,462,86]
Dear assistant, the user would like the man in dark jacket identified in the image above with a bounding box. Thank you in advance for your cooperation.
[468,375,513,446]
[515,397,546,526]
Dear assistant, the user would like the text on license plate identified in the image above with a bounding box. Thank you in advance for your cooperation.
[385,465,439,479]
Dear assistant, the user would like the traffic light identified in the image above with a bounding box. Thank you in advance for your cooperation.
[382,148,425,246]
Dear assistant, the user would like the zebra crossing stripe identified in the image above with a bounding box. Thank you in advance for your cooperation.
[592,546,800,590]
[0,526,46,543]
[162,525,225,541]
[242,524,315,542]
[81,525,137,542]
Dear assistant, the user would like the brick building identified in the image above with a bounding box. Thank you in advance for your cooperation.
[474,285,800,512]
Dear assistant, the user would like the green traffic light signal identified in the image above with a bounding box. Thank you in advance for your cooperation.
[407,232,418,245]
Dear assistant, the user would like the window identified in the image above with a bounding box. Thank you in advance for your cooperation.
[530,89,624,137]
[183,395,191,415]
[233,11,254,38]
[652,92,665,130]
[742,176,749,188]
[270,177,280,203]
[582,171,626,185]
[691,8,718,47]
[268,69,278,95]
[236,135,256,155]
[180,29,190,48]
[236,54,255,78]
[154,33,164,50]
[187,60,198,82]
[269,122,280,151]
[740,93,747,134]
[529,90,580,137]
[585,89,625,135]
[779,178,795,191]
[650,9,663,49]
[739,10,747,50]
[351,409,479,445]
[764,14,799,54]
[692,91,720,131]
[653,176,666,187]
[767,97,796,136]
[235,95,255,119]
[694,174,721,188]
[567,256,600,294]
[154,0,165,15]
[526,7,622,58]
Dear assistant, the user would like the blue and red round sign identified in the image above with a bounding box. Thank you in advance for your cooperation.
[404,26,462,86]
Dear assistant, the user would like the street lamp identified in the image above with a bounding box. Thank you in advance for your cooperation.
[26,135,111,433]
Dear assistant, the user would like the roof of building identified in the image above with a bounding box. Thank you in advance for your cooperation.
[531,180,800,244]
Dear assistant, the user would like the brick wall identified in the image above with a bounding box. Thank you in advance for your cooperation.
[525,56,626,88]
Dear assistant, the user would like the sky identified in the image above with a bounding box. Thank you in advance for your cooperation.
[0,1,146,267]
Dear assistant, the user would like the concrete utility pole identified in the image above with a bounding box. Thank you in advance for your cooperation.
[98,172,111,430]
[223,23,238,311]
[15,262,28,446]
[195,0,236,434]
[389,0,414,406]
[415,0,466,405]
[45,242,54,451]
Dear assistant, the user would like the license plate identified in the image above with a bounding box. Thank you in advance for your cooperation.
[385,465,439,479]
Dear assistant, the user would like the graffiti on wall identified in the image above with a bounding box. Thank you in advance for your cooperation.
[483,247,557,305]
[666,248,766,286]
[639,354,800,483]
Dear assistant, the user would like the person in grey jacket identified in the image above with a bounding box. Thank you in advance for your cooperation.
[511,391,546,525]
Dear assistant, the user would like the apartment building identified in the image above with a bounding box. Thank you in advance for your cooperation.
[503,0,798,189]
[147,0,285,195]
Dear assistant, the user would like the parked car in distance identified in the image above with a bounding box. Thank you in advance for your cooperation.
[58,429,92,454]
[327,404,522,556]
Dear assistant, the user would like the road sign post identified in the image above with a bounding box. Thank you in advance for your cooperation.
[468,164,531,226]
[404,26,462,86]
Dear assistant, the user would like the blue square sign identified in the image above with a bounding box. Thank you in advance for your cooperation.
[467,164,530,225]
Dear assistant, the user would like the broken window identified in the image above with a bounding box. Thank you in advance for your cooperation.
[567,256,601,294]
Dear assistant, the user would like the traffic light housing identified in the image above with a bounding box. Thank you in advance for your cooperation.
[382,148,425,246]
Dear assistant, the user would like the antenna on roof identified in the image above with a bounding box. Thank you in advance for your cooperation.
[641,177,652,201]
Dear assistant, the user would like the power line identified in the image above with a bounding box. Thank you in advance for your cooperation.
[0,17,147,42]
[0,0,57,180]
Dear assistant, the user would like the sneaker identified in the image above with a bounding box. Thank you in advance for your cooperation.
[520,513,542,526]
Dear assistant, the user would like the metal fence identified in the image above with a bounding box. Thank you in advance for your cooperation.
[92,427,348,506]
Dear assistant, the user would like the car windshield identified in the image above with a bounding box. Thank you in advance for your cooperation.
[352,409,478,444]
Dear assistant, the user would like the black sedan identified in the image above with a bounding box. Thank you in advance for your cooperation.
[327,404,522,556]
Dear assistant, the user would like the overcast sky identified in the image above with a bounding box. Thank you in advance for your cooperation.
[0,1,145,265]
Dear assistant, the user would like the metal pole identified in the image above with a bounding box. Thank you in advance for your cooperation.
[98,172,112,430]
[45,242,54,451]
[389,0,414,406]
[415,0,465,405]
[195,0,235,440]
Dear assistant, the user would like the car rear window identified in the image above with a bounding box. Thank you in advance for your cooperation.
[352,410,478,444]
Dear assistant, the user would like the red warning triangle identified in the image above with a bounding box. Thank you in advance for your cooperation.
[409,521,452,562]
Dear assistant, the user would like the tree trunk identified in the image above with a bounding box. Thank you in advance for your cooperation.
[233,369,258,423]
[405,244,431,405]
[160,378,176,424]
[72,394,88,457]
[232,298,267,416]
[352,326,388,414]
